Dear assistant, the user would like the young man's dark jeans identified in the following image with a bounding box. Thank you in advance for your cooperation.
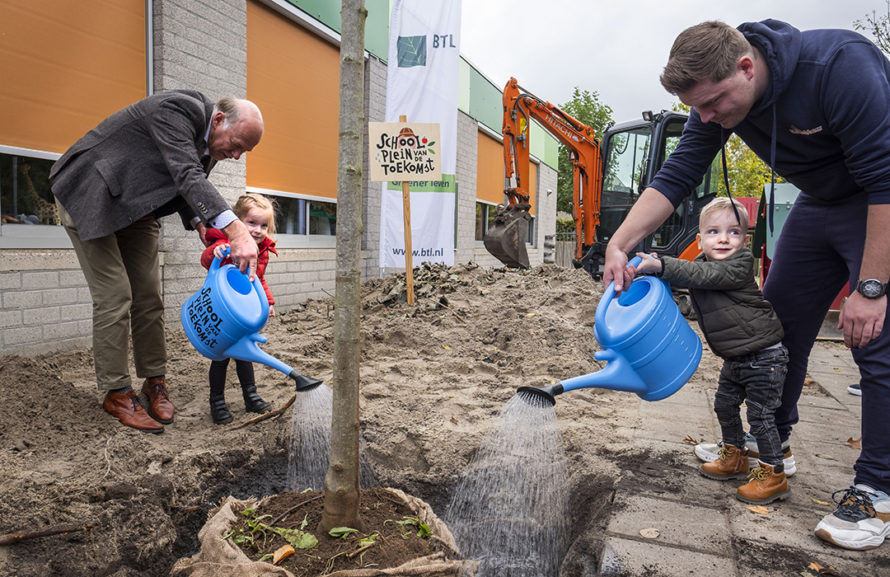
[714,344,789,468]
[763,192,890,493]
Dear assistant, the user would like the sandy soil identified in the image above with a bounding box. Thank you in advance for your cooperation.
[0,262,725,576]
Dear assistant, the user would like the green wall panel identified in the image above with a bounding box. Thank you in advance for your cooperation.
[468,66,503,136]
[286,0,389,59]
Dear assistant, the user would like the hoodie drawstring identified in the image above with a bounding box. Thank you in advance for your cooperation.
[720,128,742,226]
[720,109,778,234]
[768,105,777,234]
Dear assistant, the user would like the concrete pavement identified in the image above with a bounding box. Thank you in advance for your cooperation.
[598,340,889,577]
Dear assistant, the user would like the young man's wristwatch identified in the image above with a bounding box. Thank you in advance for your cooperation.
[855,278,887,299]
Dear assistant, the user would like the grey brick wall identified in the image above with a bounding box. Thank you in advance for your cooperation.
[454,110,479,264]
[154,0,251,326]
[361,55,388,280]
[0,251,92,353]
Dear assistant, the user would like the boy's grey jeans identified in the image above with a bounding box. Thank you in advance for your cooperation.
[715,344,789,468]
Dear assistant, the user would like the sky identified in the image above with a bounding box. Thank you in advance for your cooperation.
[459,0,886,123]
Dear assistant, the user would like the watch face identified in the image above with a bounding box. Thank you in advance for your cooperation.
[859,279,885,298]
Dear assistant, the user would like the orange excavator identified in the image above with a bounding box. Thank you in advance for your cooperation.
[484,77,603,269]
[484,77,720,277]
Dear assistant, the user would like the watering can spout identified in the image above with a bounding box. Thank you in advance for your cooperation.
[514,255,702,404]
[225,334,292,376]
[292,371,323,392]
[558,349,647,395]
[516,383,564,406]
[516,349,647,406]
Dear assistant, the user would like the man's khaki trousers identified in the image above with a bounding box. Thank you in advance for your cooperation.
[58,202,166,391]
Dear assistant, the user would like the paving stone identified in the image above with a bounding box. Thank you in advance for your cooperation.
[601,535,737,576]
[598,340,890,575]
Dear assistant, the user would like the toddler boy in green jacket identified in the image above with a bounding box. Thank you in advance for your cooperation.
[631,197,789,504]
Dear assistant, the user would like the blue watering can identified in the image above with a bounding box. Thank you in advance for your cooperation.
[519,256,702,405]
[181,248,322,392]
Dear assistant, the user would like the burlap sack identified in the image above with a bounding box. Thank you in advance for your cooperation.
[171,488,476,577]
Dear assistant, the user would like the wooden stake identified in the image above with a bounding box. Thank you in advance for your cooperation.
[0,523,92,546]
[399,115,415,305]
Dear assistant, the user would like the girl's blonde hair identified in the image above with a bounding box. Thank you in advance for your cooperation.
[233,193,277,238]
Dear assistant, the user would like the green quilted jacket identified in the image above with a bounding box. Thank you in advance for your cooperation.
[659,248,784,359]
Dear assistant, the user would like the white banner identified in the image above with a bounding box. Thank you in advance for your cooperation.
[379,0,461,268]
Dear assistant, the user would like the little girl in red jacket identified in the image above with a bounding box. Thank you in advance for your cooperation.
[200,193,278,424]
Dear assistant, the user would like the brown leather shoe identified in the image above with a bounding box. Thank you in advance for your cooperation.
[737,462,790,504]
[700,443,750,480]
[142,376,175,424]
[103,390,164,433]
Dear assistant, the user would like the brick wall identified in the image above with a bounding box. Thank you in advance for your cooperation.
[153,0,252,325]
[0,251,92,353]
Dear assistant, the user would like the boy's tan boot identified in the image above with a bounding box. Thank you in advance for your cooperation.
[736,462,790,504]
[700,443,750,480]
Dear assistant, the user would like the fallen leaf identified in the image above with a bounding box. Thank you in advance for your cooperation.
[747,505,770,515]
[846,436,862,449]
[443,344,451,350]
[682,435,699,445]
[273,544,295,565]
[804,377,814,385]
[526,312,537,318]
[811,498,831,507]
[639,527,659,539]
[450,417,458,425]
[808,562,824,571]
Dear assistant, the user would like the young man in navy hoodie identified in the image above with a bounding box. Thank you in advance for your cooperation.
[603,20,890,551]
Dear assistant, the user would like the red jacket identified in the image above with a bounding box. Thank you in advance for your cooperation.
[200,228,278,306]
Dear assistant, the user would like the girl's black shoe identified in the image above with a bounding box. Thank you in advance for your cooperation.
[210,395,233,424]
[242,384,271,413]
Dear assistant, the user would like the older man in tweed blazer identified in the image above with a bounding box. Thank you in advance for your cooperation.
[51,90,263,433]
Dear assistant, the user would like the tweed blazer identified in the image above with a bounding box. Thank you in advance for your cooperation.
[50,90,229,241]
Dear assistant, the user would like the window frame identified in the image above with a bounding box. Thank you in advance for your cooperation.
[249,187,337,249]
[475,200,535,246]
[0,145,69,249]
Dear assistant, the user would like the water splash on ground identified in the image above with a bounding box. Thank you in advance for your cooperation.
[287,384,377,491]
[287,384,333,491]
[445,393,570,577]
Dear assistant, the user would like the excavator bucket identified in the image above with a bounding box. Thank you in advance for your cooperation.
[484,207,530,269]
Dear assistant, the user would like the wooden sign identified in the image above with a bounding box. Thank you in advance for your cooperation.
[368,122,441,182]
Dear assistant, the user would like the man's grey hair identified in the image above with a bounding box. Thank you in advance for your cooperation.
[215,96,241,125]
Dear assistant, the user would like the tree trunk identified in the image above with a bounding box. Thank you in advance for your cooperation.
[320,0,367,532]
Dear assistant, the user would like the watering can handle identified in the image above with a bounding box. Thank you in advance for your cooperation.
[210,245,231,272]
[595,256,643,326]
[209,245,267,311]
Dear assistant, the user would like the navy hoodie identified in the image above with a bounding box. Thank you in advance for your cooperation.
[649,19,890,207]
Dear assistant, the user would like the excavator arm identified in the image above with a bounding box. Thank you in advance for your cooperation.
[484,77,603,268]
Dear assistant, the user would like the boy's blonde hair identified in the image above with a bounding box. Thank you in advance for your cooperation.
[699,197,748,230]
[233,193,277,238]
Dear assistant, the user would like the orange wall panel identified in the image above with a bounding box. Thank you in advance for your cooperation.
[0,0,146,153]
[476,131,536,215]
[246,1,339,198]
[528,161,537,217]
[476,131,504,205]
